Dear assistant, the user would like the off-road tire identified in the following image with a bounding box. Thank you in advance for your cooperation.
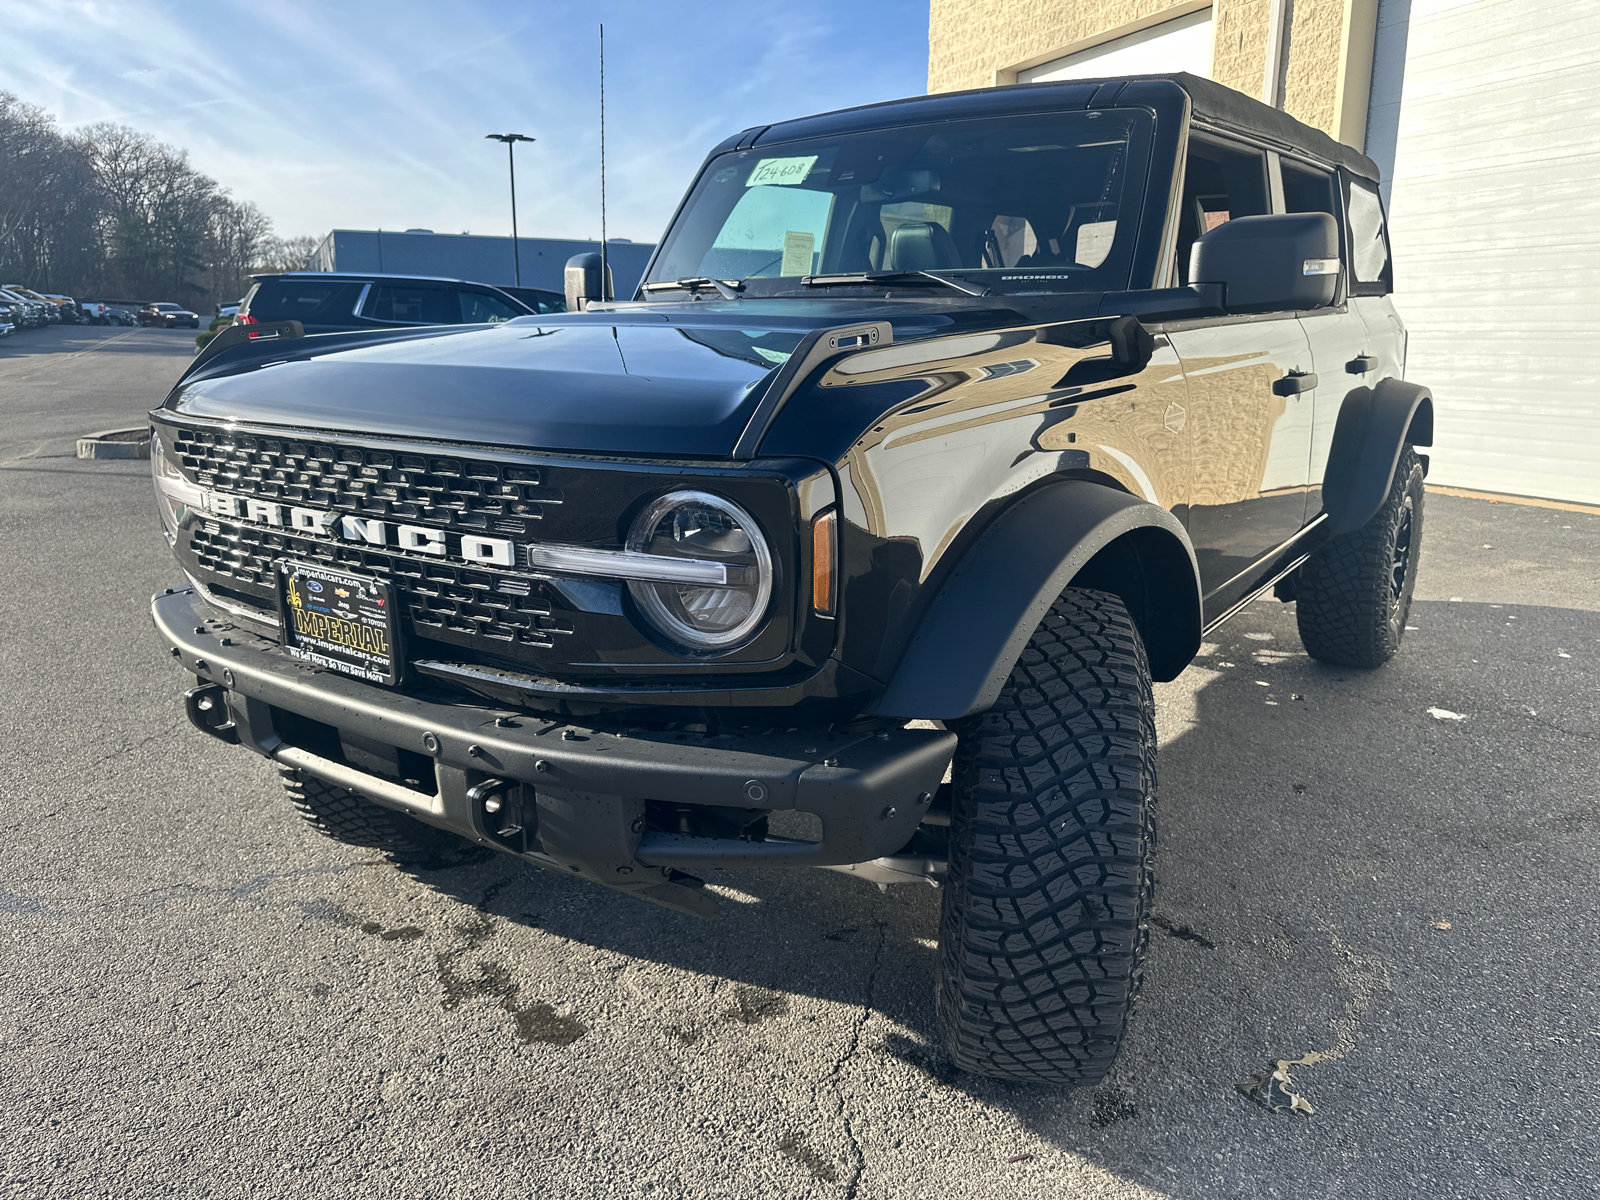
[936,587,1157,1085]
[279,767,479,868]
[1296,445,1425,668]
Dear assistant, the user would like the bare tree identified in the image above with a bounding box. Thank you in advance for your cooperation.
[0,93,328,309]
[207,199,273,304]
[252,234,320,274]
[0,93,100,292]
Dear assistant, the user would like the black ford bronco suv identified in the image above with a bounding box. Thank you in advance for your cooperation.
[150,73,1430,1085]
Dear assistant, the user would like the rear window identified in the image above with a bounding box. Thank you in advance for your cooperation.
[1346,178,1392,288]
[364,284,455,324]
[244,279,364,321]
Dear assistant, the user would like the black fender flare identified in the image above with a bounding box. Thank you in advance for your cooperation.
[1321,377,1434,535]
[869,480,1202,721]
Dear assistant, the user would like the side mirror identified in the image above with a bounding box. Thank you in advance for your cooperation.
[1190,213,1339,312]
[564,252,612,312]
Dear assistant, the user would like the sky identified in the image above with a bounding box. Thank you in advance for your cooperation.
[0,0,930,246]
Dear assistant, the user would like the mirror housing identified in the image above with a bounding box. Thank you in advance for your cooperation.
[564,252,611,312]
[1190,213,1339,313]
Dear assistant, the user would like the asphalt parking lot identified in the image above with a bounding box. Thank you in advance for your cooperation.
[2,323,1597,1199]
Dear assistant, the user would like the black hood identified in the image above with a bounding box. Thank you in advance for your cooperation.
[166,299,1099,457]
[173,319,789,456]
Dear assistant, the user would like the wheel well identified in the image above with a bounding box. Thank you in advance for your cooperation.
[1406,394,1434,446]
[1071,526,1201,683]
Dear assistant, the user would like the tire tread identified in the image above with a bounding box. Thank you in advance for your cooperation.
[936,588,1156,1084]
[1296,446,1424,668]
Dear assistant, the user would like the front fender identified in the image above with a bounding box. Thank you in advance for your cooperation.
[869,480,1201,720]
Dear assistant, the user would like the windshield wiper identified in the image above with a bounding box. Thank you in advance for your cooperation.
[799,271,991,298]
[640,277,744,300]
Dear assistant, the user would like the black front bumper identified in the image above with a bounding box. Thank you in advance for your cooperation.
[153,588,954,917]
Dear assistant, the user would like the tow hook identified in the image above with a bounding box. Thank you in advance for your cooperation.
[184,682,238,744]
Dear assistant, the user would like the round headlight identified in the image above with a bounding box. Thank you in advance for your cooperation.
[625,491,773,653]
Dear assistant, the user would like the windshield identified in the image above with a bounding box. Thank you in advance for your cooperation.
[646,108,1153,298]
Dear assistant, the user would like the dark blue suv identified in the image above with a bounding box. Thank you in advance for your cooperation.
[237,272,549,334]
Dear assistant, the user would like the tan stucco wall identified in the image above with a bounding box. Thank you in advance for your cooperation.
[928,0,1368,144]
[927,0,1202,92]
[1280,0,1345,133]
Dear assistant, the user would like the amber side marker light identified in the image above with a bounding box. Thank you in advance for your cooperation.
[811,509,837,614]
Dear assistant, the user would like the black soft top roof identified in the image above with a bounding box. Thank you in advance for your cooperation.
[1151,72,1378,180]
[749,72,1379,183]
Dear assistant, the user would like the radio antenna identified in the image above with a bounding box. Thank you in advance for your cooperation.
[599,23,608,302]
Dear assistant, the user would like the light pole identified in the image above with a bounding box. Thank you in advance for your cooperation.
[485,133,535,286]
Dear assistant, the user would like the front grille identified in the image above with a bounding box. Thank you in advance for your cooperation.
[157,418,801,683]
[188,521,574,649]
[170,427,564,535]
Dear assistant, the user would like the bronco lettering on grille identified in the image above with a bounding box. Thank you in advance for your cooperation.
[204,488,515,567]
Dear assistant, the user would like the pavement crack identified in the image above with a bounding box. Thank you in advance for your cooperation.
[830,912,888,1199]
[37,714,189,796]
[1523,713,1598,743]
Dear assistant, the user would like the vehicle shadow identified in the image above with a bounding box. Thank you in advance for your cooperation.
[397,596,1600,1194]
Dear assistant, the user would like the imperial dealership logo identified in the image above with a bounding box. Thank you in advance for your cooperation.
[204,490,515,566]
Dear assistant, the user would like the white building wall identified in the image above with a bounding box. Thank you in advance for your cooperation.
[1369,0,1600,503]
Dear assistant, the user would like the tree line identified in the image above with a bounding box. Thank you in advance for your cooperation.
[0,91,315,308]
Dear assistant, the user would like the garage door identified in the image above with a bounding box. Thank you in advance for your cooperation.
[1018,7,1214,83]
[1367,0,1600,503]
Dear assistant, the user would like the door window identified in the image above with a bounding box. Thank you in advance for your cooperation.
[1281,160,1337,218]
[458,289,524,324]
[1176,137,1270,284]
[365,285,455,324]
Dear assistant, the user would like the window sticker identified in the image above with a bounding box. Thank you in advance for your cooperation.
[745,156,819,187]
[780,231,816,276]
[1075,220,1116,267]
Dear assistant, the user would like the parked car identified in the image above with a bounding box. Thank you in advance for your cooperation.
[498,285,566,314]
[149,72,1428,1088]
[40,294,82,323]
[138,303,201,329]
[216,300,242,320]
[0,289,46,328]
[78,301,115,325]
[4,285,67,323]
[106,306,137,326]
[236,272,537,334]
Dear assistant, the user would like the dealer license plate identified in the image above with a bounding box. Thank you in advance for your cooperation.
[276,560,399,685]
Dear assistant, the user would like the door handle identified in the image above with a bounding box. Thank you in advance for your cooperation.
[1346,354,1378,374]
[1272,371,1318,397]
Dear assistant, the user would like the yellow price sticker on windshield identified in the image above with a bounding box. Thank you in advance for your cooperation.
[746,156,818,187]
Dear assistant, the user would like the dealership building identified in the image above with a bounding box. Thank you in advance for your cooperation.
[930,0,1600,504]
[308,230,656,301]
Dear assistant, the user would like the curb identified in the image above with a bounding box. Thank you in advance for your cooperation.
[77,427,151,460]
